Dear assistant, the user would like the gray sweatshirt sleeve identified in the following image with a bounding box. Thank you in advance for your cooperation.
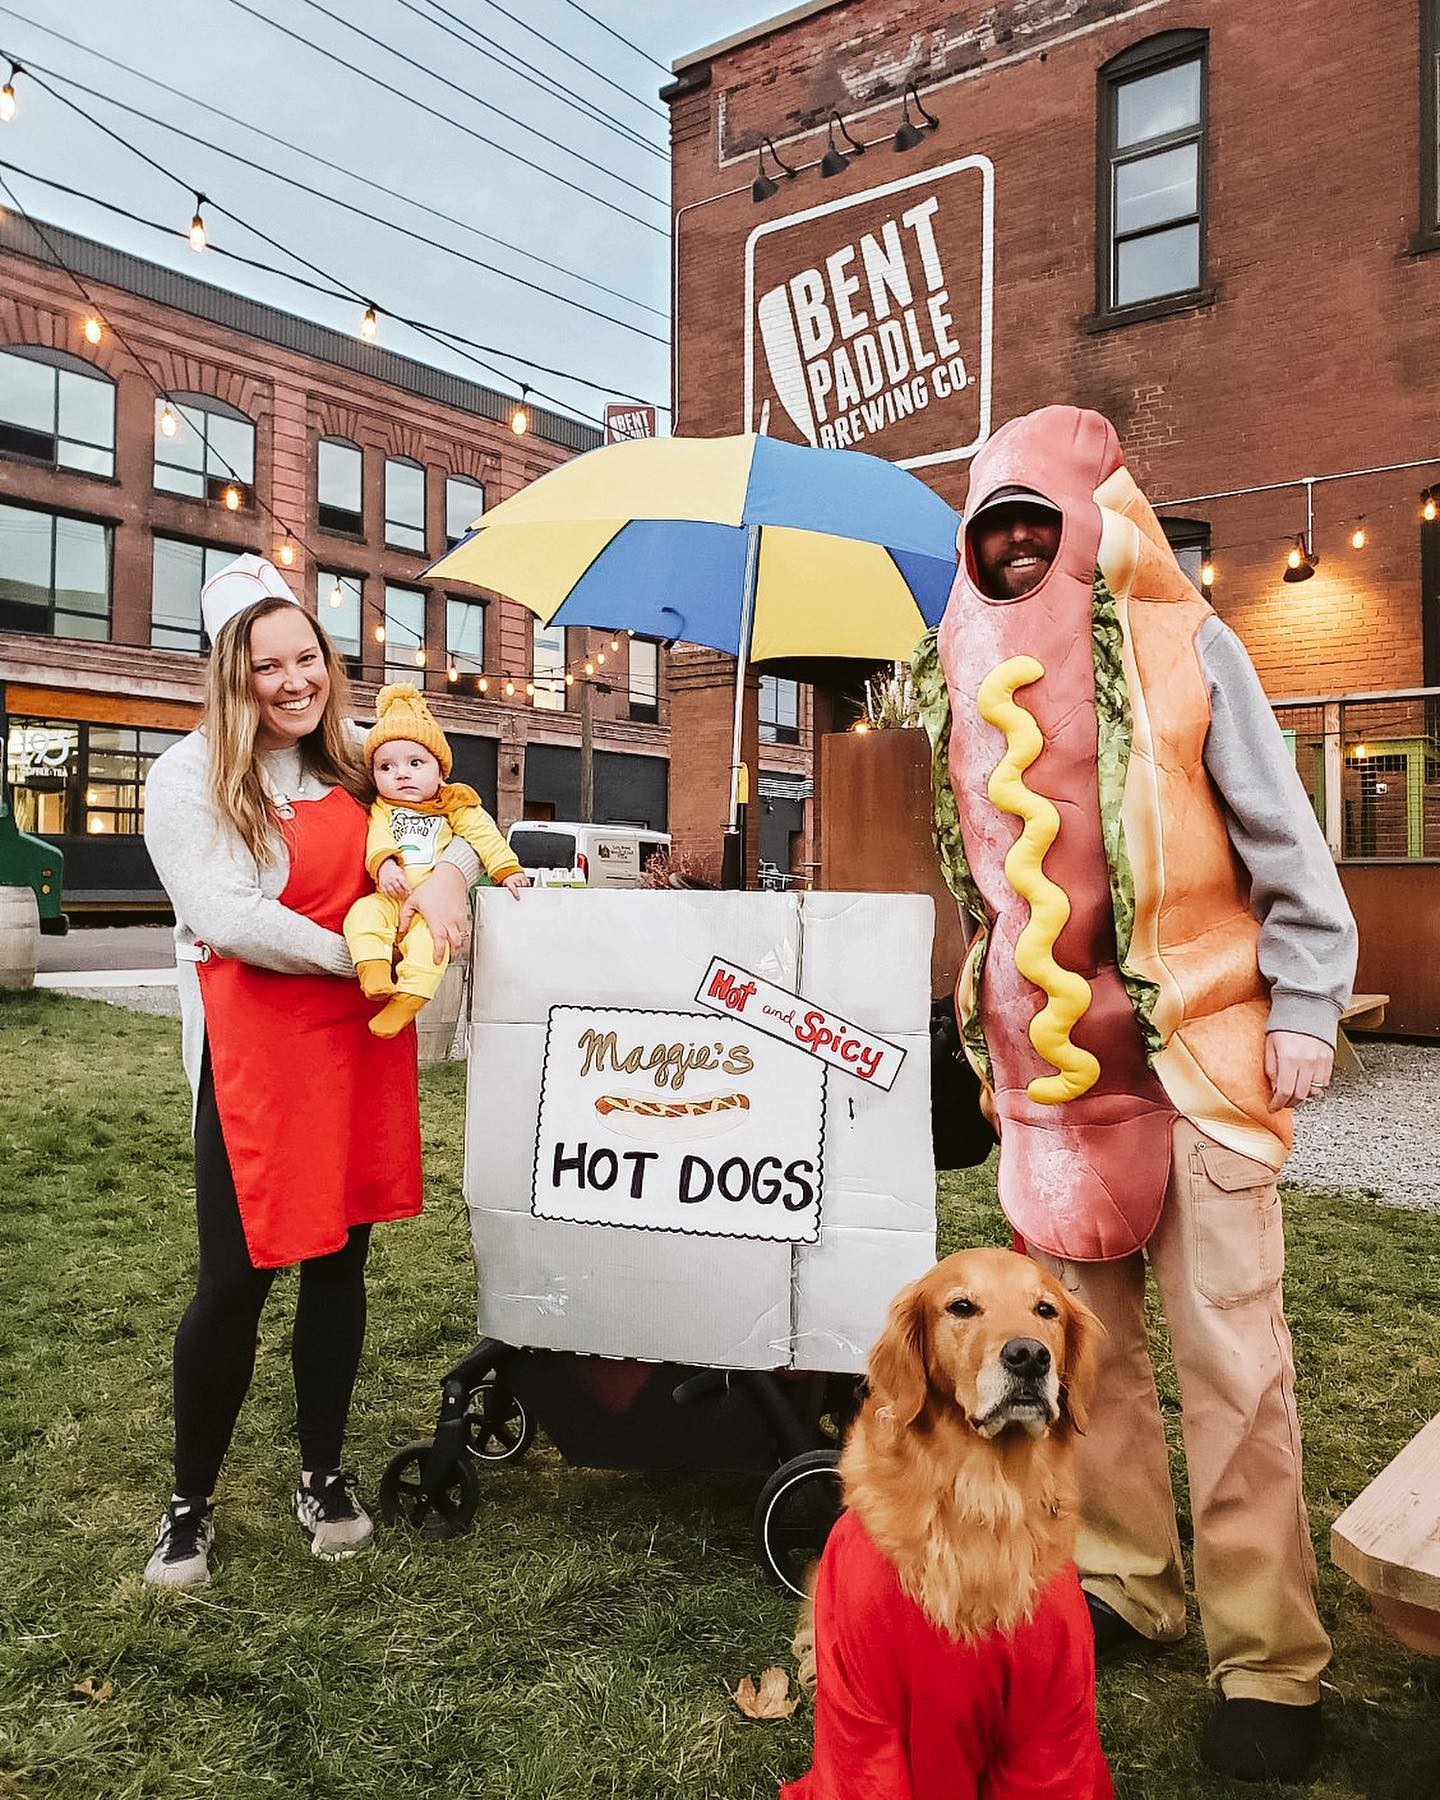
[1197,616,1358,1043]
[144,746,355,978]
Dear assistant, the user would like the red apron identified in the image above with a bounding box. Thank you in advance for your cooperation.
[198,785,422,1269]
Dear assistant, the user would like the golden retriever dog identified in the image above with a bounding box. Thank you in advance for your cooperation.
[781,1249,1112,1800]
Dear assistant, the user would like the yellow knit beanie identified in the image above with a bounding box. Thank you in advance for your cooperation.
[364,683,453,777]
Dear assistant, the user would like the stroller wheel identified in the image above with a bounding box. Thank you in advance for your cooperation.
[463,1379,536,1464]
[378,1439,480,1538]
[754,1448,842,1598]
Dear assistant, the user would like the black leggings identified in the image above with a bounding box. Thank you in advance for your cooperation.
[172,1053,371,1498]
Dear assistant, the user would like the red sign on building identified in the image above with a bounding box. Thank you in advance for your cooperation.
[604,403,659,442]
[744,154,993,471]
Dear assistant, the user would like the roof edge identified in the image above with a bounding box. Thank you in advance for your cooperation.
[671,0,852,74]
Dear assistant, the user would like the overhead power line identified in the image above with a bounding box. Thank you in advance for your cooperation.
[9,46,668,345]
[397,0,665,160]
[554,0,674,78]
[219,0,668,236]
[464,0,668,123]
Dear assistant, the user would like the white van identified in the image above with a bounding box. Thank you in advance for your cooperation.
[506,822,671,891]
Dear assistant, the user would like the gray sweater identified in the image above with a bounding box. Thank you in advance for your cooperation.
[1197,615,1357,1044]
[144,729,480,1106]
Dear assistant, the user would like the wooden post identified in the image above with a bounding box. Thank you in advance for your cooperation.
[579,675,595,823]
[1323,700,1343,857]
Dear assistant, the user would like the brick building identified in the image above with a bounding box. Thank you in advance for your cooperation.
[0,216,670,912]
[664,0,1440,875]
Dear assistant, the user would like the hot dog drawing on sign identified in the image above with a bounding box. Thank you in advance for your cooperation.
[914,406,1287,1263]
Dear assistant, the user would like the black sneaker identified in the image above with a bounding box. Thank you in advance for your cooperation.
[1200,1697,1321,1783]
[294,1470,373,1560]
[143,1498,214,1589]
[1085,1591,1153,1665]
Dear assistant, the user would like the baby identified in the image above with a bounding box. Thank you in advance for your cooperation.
[344,683,529,1038]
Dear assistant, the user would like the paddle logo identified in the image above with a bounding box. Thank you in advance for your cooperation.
[744,154,993,471]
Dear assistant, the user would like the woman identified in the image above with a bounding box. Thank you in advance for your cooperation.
[141,555,477,1588]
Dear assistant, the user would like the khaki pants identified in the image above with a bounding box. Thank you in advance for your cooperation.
[1031,1119,1329,1705]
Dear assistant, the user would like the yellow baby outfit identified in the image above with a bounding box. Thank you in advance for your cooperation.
[343,684,522,1038]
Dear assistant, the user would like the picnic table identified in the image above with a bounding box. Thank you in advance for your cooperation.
[1332,993,1389,1077]
[1332,1413,1440,1655]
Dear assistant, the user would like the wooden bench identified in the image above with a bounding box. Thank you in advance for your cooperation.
[1332,1413,1440,1655]
[1332,993,1390,1077]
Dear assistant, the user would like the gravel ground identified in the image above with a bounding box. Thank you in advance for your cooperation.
[1287,1040,1440,1211]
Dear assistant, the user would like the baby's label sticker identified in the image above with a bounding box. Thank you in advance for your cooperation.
[390,810,445,870]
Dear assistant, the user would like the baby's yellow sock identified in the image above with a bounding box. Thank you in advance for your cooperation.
[369,992,427,1039]
[357,959,395,998]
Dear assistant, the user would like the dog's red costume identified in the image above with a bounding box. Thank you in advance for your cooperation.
[782,1511,1112,1800]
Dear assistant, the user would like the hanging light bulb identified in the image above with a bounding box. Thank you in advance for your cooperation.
[477,676,489,693]
[0,62,20,122]
[278,540,295,567]
[596,651,606,665]
[564,672,574,687]
[609,638,619,651]
[329,581,344,607]
[1350,518,1367,551]
[525,681,536,696]
[1200,559,1217,588]
[413,647,426,667]
[504,679,515,696]
[222,484,242,511]
[188,194,208,252]
[359,304,378,342]
[82,315,103,345]
[1424,489,1438,524]
[374,624,386,642]
[583,660,594,676]
[447,664,459,683]
[510,385,529,435]
[159,404,179,437]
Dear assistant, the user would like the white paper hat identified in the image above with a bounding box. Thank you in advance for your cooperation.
[967,483,1062,522]
[200,554,300,643]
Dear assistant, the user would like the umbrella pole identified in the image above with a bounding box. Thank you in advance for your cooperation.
[728,525,761,838]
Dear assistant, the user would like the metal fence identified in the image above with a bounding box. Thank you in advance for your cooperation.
[1272,689,1440,861]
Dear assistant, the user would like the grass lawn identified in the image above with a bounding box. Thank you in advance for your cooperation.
[1,991,1437,1800]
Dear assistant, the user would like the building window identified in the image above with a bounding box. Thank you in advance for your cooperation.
[152,537,244,653]
[317,438,363,536]
[5,716,182,838]
[383,582,426,680]
[759,675,800,745]
[1098,32,1207,314]
[384,458,426,552]
[629,637,659,723]
[532,618,566,710]
[317,569,363,675]
[0,502,111,640]
[445,474,484,547]
[447,595,486,675]
[153,395,255,507]
[1160,516,1211,594]
[1423,2,1440,239]
[0,347,116,478]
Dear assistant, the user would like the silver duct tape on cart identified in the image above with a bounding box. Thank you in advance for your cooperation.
[463,890,937,1373]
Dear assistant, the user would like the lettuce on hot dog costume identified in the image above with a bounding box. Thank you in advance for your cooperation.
[914,406,1357,1771]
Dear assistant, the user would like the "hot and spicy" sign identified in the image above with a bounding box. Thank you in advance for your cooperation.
[693,958,907,1091]
[532,1007,825,1242]
[744,153,993,471]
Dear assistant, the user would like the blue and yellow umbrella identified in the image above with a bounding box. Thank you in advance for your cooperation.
[425,431,960,663]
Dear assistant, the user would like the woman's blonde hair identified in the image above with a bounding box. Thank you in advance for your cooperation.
[204,597,368,866]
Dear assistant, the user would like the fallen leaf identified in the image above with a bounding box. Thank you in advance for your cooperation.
[72,1679,113,1704]
[732,1667,798,1720]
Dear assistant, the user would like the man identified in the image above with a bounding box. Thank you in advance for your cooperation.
[914,406,1356,1784]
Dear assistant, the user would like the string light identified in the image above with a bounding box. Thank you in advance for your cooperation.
[564,673,574,687]
[1423,489,1438,524]
[504,679,515,696]
[222,484,242,511]
[447,664,459,682]
[1350,519,1367,551]
[374,624,386,642]
[1,62,20,123]
[188,194,208,251]
[1200,559,1217,588]
[359,303,378,342]
[159,403,179,437]
[584,660,594,675]
[278,540,295,567]
[525,681,536,696]
[329,581,345,607]
[609,638,619,651]
[82,315,103,345]
[596,651,606,665]
[413,647,427,666]
[477,676,488,692]
[510,385,529,435]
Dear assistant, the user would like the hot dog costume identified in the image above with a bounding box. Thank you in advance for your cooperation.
[914,407,1357,1706]
[344,683,521,1037]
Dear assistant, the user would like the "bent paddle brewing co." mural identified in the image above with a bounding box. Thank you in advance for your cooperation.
[743,153,994,471]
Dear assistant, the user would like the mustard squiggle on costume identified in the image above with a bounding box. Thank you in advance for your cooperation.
[977,656,1100,1104]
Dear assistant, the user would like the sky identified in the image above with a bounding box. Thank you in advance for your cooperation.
[0,0,781,429]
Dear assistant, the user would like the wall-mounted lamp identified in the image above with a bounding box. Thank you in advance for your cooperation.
[1282,535,1318,583]
[820,111,866,178]
[751,135,798,203]
[893,82,939,152]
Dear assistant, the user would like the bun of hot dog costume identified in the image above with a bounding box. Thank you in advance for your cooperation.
[915,407,1292,1264]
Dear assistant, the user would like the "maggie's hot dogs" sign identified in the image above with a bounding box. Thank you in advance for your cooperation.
[532,1006,826,1242]
[744,153,993,470]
